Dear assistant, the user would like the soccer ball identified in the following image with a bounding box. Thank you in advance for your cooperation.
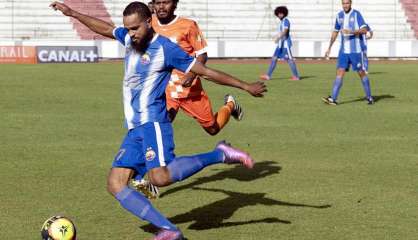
[41,216,76,240]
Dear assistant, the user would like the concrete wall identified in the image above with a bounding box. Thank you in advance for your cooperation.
[2,39,418,59]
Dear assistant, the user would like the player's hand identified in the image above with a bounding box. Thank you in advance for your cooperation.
[245,81,267,97]
[342,29,352,35]
[325,49,331,59]
[181,72,196,87]
[50,1,74,17]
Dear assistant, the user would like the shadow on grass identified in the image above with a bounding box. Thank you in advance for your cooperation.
[339,94,395,105]
[367,71,387,75]
[159,161,281,198]
[270,75,315,81]
[141,187,331,232]
[299,75,316,80]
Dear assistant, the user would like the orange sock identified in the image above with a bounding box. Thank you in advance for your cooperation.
[215,102,234,129]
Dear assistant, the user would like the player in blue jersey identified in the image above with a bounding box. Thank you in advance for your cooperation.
[51,2,266,240]
[260,6,300,81]
[323,0,374,105]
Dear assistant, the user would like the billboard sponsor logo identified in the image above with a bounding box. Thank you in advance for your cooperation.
[0,46,37,64]
[37,46,99,63]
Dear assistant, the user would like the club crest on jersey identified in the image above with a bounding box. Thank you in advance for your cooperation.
[145,147,156,161]
[141,53,151,65]
[350,17,355,22]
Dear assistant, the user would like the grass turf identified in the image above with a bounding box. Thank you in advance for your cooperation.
[0,61,417,239]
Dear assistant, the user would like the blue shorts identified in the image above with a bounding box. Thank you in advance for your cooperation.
[337,52,365,72]
[273,46,293,60]
[112,122,176,178]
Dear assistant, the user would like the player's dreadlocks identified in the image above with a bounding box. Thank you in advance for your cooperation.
[274,6,288,18]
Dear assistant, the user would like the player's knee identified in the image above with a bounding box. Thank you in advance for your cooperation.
[148,167,172,187]
[204,126,219,136]
[107,177,124,196]
[106,168,131,196]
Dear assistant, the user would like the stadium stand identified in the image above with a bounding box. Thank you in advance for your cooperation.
[400,0,418,38]
[0,0,416,42]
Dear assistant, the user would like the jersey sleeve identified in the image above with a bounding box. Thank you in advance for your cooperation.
[356,12,367,29]
[165,42,197,73]
[113,27,129,45]
[187,21,208,57]
[283,19,290,29]
[334,16,341,31]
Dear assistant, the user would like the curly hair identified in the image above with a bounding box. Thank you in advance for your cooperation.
[274,6,288,18]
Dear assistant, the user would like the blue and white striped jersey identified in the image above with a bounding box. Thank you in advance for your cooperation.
[277,17,292,49]
[334,9,367,54]
[113,27,196,129]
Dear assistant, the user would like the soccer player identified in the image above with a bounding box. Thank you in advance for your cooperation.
[131,0,244,199]
[322,0,374,105]
[50,2,266,240]
[260,6,300,81]
[152,0,243,136]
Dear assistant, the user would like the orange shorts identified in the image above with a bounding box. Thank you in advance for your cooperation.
[166,92,215,128]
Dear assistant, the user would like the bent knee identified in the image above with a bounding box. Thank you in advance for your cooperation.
[148,168,172,187]
[107,178,125,196]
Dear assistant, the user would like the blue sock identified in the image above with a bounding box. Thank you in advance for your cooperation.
[361,76,372,98]
[267,57,278,78]
[287,59,299,78]
[116,187,177,231]
[331,77,343,100]
[168,150,224,182]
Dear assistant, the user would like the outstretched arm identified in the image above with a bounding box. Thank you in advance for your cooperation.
[50,1,115,39]
[190,62,267,97]
[181,53,208,87]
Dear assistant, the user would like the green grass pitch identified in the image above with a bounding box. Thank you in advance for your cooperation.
[0,61,417,239]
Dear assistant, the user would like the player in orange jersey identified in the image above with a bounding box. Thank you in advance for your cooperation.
[152,0,243,136]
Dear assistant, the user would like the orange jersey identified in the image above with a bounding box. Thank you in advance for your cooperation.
[152,15,208,99]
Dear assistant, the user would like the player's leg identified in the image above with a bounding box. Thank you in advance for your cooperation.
[285,47,300,80]
[260,47,280,80]
[358,70,373,104]
[353,53,373,104]
[323,52,347,105]
[142,122,253,187]
[177,93,241,136]
[107,131,179,233]
[204,94,243,135]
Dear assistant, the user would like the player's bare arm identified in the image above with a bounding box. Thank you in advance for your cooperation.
[181,53,208,87]
[274,28,289,43]
[325,31,339,58]
[341,27,367,36]
[50,1,115,39]
[190,62,267,97]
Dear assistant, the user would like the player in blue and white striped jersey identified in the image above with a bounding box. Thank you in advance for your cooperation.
[323,0,374,105]
[51,1,266,239]
[260,6,300,81]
